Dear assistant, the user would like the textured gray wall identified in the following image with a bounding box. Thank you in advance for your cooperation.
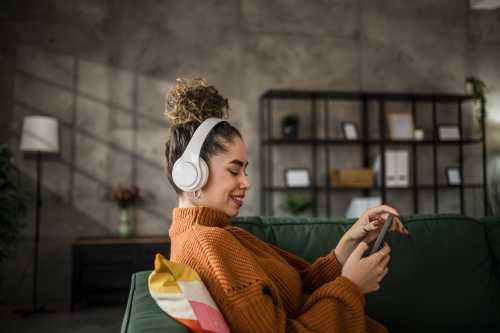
[0,0,499,306]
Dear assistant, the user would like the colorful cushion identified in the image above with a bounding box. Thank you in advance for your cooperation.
[148,254,231,333]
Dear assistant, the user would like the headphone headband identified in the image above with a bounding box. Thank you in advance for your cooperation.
[180,118,225,162]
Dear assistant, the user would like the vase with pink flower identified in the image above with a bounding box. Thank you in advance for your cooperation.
[111,184,142,238]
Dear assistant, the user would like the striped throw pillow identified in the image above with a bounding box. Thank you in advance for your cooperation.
[148,254,231,333]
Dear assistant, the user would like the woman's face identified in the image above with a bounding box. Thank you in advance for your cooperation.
[198,136,251,217]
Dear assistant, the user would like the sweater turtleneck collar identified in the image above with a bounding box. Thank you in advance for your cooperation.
[170,206,231,234]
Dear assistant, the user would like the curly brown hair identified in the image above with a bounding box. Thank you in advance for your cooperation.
[164,78,242,194]
[165,78,229,125]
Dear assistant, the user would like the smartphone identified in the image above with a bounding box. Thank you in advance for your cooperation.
[365,214,394,257]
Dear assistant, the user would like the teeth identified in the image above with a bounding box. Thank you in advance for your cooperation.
[231,196,243,204]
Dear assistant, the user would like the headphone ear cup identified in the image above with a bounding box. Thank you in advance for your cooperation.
[172,158,199,192]
[196,158,209,191]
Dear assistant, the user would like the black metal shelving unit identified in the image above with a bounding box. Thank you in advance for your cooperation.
[259,90,489,217]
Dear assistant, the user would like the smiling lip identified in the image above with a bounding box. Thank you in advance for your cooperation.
[230,195,244,207]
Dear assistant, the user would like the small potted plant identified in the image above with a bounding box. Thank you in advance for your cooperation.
[110,184,142,238]
[466,76,487,100]
[281,114,299,140]
[466,76,487,135]
[282,193,311,216]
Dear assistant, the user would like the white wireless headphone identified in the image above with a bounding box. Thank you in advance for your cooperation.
[172,117,225,192]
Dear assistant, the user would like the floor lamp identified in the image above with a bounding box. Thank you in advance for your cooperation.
[18,115,59,317]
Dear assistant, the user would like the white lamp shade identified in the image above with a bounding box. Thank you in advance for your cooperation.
[20,116,60,153]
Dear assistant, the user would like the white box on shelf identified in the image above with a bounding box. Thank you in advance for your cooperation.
[397,150,409,187]
[373,150,409,188]
[346,197,382,218]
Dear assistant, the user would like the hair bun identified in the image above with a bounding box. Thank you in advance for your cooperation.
[165,78,229,126]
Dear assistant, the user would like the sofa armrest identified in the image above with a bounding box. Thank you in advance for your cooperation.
[120,271,191,333]
[121,271,136,333]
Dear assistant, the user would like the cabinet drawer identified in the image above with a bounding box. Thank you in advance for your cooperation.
[80,266,133,289]
[77,244,135,266]
[72,238,170,309]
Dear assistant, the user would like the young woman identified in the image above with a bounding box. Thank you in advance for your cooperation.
[164,78,409,333]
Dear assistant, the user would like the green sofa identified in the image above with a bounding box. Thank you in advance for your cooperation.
[121,214,500,333]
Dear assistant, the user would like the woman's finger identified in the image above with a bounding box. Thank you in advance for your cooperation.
[394,216,409,234]
[367,205,400,220]
[366,221,381,231]
[364,232,378,244]
[380,254,390,267]
[388,215,409,235]
[377,267,389,282]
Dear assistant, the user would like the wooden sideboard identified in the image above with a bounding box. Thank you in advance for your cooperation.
[71,236,170,311]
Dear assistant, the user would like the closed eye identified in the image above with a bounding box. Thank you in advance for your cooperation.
[229,170,249,177]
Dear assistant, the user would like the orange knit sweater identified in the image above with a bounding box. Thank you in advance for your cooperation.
[169,206,389,333]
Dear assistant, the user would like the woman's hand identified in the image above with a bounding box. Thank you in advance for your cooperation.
[334,205,408,265]
[342,241,391,294]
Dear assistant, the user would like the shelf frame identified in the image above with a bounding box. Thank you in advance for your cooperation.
[259,90,489,217]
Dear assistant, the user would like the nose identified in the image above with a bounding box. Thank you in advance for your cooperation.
[240,174,251,190]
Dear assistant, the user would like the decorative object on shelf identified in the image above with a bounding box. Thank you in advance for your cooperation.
[341,122,359,140]
[414,128,424,141]
[0,144,28,264]
[446,167,462,186]
[387,111,414,139]
[110,184,142,238]
[346,197,382,218]
[373,150,409,187]
[282,193,312,216]
[465,76,487,135]
[284,168,310,187]
[18,115,60,316]
[437,124,460,141]
[280,113,299,140]
[330,168,373,188]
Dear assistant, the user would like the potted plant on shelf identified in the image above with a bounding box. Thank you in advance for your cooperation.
[282,193,311,216]
[466,76,487,135]
[281,114,299,140]
[0,144,28,266]
[110,184,143,238]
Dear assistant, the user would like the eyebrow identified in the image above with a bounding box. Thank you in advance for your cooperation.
[229,159,249,168]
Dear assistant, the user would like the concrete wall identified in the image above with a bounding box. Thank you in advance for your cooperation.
[0,0,499,306]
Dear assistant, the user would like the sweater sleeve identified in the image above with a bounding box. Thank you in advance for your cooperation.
[182,228,386,333]
[269,243,343,293]
[218,271,375,333]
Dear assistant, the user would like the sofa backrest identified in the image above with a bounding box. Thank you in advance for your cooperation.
[233,214,500,332]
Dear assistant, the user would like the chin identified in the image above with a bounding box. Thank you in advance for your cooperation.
[223,205,240,218]
[226,208,239,218]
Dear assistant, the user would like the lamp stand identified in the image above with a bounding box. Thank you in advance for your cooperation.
[14,152,52,317]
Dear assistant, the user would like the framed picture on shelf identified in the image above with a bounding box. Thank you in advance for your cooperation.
[341,122,359,140]
[446,167,462,186]
[284,168,311,187]
[386,111,414,139]
[437,125,460,141]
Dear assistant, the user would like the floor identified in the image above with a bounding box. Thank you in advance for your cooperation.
[0,305,124,333]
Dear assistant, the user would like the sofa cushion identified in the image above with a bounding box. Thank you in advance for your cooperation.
[122,271,191,333]
[233,216,354,261]
[366,214,500,332]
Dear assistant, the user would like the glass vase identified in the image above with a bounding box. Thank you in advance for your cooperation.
[118,207,131,238]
